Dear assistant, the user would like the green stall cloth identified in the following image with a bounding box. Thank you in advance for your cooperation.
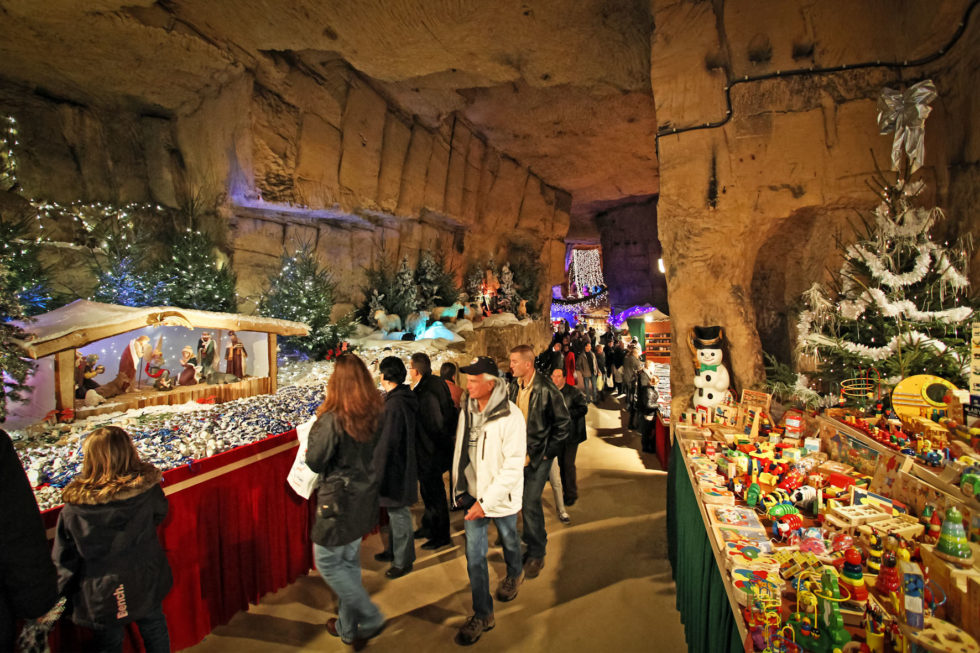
[667,437,746,653]
[626,317,645,348]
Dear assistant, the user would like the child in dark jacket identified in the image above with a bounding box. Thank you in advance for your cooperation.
[53,426,172,653]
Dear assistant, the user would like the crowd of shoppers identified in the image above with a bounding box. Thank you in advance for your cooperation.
[2,325,660,650]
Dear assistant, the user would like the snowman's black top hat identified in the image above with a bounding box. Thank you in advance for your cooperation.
[691,325,724,349]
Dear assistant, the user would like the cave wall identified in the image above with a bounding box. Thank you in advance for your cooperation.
[650,0,980,417]
[594,197,669,311]
[0,58,571,315]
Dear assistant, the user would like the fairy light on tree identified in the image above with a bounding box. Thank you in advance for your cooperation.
[259,243,351,358]
[0,262,34,422]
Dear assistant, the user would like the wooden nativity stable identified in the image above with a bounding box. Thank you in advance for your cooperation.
[12,300,309,425]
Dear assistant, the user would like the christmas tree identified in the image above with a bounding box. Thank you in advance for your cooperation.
[797,80,975,390]
[414,251,459,309]
[391,254,419,319]
[157,230,237,312]
[78,203,166,307]
[498,262,517,311]
[0,263,34,422]
[259,244,350,358]
[0,214,54,316]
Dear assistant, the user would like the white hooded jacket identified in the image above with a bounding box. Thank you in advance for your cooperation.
[451,378,526,518]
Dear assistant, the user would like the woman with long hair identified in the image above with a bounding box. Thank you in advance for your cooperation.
[306,353,387,646]
[53,426,172,652]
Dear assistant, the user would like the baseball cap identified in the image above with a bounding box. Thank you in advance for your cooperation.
[459,356,499,376]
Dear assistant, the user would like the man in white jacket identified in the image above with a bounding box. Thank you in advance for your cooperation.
[451,356,526,646]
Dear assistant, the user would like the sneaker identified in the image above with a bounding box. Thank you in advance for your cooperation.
[523,556,545,579]
[558,512,571,524]
[456,614,495,646]
[495,575,522,602]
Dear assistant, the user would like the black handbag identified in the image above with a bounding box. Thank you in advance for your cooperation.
[317,474,352,519]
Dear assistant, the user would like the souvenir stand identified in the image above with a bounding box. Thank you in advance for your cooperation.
[12,301,316,651]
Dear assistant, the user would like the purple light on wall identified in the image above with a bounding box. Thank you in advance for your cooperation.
[608,305,656,328]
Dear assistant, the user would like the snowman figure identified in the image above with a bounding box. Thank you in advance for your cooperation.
[690,325,731,411]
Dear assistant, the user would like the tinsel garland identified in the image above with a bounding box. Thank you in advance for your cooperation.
[803,328,967,375]
[837,287,973,324]
[847,243,932,288]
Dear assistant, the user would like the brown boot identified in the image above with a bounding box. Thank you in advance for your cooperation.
[523,557,545,579]
[456,614,495,646]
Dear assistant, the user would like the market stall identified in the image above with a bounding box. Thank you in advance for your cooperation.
[45,429,313,651]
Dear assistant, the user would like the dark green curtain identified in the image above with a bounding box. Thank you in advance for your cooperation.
[667,437,745,653]
[626,318,645,348]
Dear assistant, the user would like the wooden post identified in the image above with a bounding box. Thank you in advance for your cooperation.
[54,349,76,416]
[267,334,278,395]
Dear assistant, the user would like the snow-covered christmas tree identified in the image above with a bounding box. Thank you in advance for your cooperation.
[259,243,350,358]
[0,214,54,316]
[391,254,419,318]
[797,80,975,390]
[0,263,34,421]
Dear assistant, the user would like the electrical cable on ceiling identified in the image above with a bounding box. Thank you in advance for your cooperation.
[654,0,980,145]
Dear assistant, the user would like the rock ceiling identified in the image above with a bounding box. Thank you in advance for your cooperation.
[0,0,659,231]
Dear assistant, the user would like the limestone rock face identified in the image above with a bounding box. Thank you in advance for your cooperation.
[1,0,979,408]
[595,198,668,312]
[651,0,980,418]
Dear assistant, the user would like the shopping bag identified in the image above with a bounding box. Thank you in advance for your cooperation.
[287,417,319,499]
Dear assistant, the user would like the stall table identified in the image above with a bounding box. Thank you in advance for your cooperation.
[667,436,748,653]
[43,429,314,652]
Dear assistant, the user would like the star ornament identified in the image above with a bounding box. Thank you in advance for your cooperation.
[877,79,937,174]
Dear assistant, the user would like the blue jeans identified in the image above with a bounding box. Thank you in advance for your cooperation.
[581,375,597,402]
[314,541,385,642]
[387,506,416,569]
[94,605,169,653]
[522,459,552,559]
[464,513,522,619]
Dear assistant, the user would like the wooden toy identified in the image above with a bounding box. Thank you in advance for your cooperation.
[935,507,976,568]
[829,503,891,528]
[874,513,926,540]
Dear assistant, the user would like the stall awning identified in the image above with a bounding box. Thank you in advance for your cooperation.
[13,300,310,359]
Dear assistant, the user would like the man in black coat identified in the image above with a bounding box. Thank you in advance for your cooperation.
[0,430,59,652]
[375,357,420,578]
[550,368,589,506]
[409,352,455,550]
[508,345,570,580]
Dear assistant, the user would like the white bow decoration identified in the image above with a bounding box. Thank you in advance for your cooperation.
[877,79,937,174]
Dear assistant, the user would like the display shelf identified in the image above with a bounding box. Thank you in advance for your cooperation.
[645,320,670,364]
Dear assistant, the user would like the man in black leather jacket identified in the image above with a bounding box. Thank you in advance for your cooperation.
[507,345,570,580]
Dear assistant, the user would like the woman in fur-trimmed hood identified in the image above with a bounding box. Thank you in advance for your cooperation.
[53,426,173,652]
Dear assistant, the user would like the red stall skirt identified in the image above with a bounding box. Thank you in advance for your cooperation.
[44,429,315,652]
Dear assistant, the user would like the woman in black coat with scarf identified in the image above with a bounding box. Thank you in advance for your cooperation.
[374,356,420,578]
[306,354,387,646]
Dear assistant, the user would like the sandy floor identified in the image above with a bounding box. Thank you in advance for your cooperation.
[185,397,686,652]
